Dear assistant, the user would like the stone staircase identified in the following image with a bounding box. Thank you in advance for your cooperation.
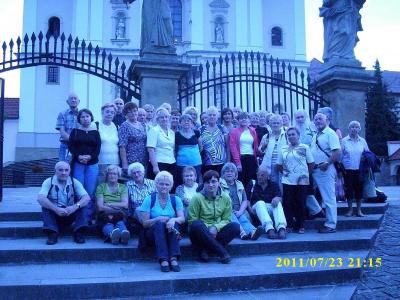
[0,190,389,299]
[2,158,58,187]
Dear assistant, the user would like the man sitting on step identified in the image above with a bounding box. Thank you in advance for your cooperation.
[246,167,287,239]
[37,161,90,245]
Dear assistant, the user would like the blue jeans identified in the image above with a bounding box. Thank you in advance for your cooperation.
[231,213,256,235]
[102,220,128,237]
[42,207,88,234]
[72,162,99,219]
[58,143,70,162]
[145,221,181,262]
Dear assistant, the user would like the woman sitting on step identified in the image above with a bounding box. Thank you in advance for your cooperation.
[96,165,130,245]
[139,171,185,272]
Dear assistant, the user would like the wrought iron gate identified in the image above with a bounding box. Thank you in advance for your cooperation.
[0,32,140,101]
[178,51,329,119]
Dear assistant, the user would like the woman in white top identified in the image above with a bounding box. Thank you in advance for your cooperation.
[97,103,120,183]
[277,127,314,234]
[341,120,369,217]
[259,114,288,187]
[147,107,177,187]
[229,112,259,188]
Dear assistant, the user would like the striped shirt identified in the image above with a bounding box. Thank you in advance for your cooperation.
[126,178,156,213]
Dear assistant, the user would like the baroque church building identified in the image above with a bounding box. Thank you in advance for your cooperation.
[15,0,307,160]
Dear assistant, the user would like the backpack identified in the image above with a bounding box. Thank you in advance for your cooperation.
[47,176,78,207]
[137,193,178,252]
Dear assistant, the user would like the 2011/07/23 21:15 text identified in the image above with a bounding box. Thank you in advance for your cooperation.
[276,257,382,268]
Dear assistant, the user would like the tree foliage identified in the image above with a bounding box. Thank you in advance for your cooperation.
[365,60,400,156]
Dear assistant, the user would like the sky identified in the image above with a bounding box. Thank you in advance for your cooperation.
[0,0,399,97]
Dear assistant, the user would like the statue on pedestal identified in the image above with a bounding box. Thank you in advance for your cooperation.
[140,0,175,56]
[320,0,366,62]
[215,23,224,43]
[115,18,126,39]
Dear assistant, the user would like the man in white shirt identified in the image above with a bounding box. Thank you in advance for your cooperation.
[311,113,341,233]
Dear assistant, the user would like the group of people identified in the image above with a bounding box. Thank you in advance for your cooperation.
[37,92,374,272]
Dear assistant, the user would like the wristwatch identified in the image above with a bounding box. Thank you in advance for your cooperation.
[76,202,81,209]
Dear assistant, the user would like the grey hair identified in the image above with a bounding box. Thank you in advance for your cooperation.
[155,107,170,120]
[269,114,283,124]
[183,106,199,116]
[206,106,219,115]
[105,165,122,180]
[179,113,194,123]
[348,120,361,129]
[221,162,238,179]
[55,161,70,171]
[155,171,174,186]
[257,165,269,175]
[128,162,145,176]
[317,107,333,121]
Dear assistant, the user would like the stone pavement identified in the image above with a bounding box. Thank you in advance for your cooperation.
[352,201,400,299]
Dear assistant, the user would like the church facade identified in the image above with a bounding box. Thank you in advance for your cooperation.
[16,0,307,160]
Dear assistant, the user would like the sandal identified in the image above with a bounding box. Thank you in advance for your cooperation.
[160,260,170,272]
[169,257,181,272]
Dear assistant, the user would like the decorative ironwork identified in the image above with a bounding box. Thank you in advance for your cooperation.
[0,77,4,201]
[0,32,140,101]
[178,51,329,119]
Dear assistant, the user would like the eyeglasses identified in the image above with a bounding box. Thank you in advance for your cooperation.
[205,179,219,184]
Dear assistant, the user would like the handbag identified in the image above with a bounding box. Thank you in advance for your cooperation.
[315,137,346,176]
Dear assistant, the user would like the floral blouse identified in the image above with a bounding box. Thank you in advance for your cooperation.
[118,121,147,166]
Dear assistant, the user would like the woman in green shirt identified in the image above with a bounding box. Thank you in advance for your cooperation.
[96,165,130,245]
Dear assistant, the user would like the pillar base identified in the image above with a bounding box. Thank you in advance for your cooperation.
[130,59,191,109]
[315,62,374,136]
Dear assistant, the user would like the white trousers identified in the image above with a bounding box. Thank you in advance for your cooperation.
[312,165,337,229]
[252,201,287,231]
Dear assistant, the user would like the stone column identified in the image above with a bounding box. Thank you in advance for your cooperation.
[315,60,374,136]
[130,59,191,109]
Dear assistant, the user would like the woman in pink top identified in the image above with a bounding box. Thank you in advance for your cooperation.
[229,112,259,187]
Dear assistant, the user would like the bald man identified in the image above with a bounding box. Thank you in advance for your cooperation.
[37,161,90,245]
[55,92,80,161]
[310,113,341,233]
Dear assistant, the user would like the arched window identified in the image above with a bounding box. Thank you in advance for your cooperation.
[271,26,282,46]
[168,0,182,43]
[47,16,61,38]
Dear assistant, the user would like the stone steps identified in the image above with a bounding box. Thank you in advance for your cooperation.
[0,202,388,222]
[0,250,368,299]
[0,188,392,299]
[0,229,378,264]
[0,214,384,239]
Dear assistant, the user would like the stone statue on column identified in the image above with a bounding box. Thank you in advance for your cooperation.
[320,0,366,63]
[140,0,176,57]
[115,18,126,39]
[215,23,224,43]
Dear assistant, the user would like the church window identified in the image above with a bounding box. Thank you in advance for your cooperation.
[271,26,282,46]
[168,0,182,43]
[47,17,61,38]
[47,66,60,85]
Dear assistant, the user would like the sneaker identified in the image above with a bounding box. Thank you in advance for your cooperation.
[73,230,86,244]
[318,226,336,233]
[278,228,286,240]
[219,254,231,264]
[266,229,277,239]
[198,250,209,263]
[240,231,250,240]
[251,226,264,241]
[120,230,130,245]
[110,228,121,245]
[46,232,58,245]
